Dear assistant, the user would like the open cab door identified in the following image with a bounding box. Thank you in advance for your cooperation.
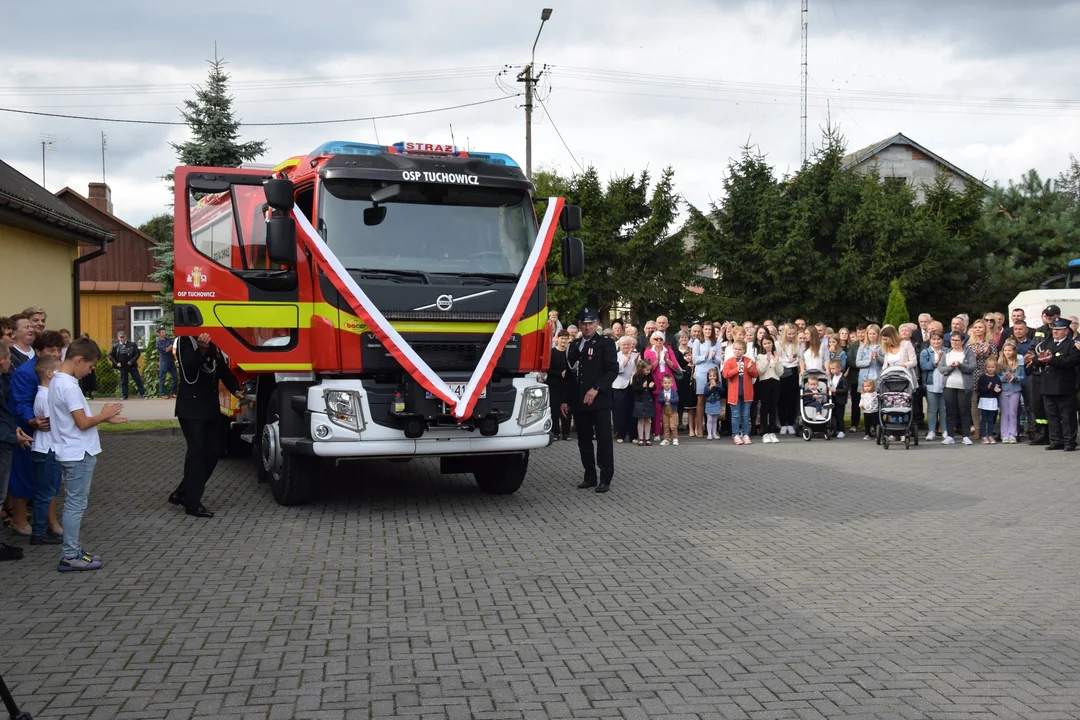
[172,166,319,377]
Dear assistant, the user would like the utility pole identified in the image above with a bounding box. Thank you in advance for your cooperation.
[101,131,108,182]
[800,0,809,164]
[519,8,552,180]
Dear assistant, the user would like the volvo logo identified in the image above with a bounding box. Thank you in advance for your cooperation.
[413,289,497,312]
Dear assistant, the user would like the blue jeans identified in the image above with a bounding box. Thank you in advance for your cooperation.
[32,450,62,536]
[980,409,998,438]
[731,400,752,437]
[59,453,98,559]
[926,391,945,434]
[159,360,178,396]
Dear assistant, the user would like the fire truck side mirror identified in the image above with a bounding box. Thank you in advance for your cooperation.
[264,177,295,212]
[561,235,584,279]
[560,204,582,233]
[266,216,297,266]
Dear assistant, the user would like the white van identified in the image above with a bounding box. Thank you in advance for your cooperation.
[1008,259,1080,322]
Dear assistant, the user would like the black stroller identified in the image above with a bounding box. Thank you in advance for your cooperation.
[876,366,919,450]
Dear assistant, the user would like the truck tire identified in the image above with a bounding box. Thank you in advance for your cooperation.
[269,448,316,506]
[262,389,315,505]
[474,451,528,495]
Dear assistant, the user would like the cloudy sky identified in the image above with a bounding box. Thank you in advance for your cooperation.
[2,0,1078,226]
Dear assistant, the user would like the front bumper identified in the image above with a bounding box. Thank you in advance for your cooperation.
[291,376,553,458]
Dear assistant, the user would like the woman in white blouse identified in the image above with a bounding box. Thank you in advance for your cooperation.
[880,325,918,383]
[612,335,638,444]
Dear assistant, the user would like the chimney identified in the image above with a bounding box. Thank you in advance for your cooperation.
[87,182,113,215]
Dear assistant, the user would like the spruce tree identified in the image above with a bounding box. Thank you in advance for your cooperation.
[882,279,910,328]
[153,54,268,328]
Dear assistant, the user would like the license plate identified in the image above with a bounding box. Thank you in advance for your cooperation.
[426,384,486,400]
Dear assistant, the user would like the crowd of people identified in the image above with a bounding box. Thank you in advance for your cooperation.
[0,306,131,569]
[545,305,1080,452]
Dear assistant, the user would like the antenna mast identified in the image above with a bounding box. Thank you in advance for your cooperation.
[800,0,809,164]
[39,134,59,188]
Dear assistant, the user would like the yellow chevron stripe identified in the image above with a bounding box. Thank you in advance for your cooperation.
[182,300,547,336]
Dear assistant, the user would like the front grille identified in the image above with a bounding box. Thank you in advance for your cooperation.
[412,342,480,370]
[360,333,521,373]
[381,309,502,322]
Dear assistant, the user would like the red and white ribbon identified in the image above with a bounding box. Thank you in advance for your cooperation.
[293,196,564,421]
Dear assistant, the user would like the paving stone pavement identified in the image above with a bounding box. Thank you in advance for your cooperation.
[2,432,1079,720]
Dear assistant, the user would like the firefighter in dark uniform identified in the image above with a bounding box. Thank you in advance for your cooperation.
[1025,305,1059,445]
[168,333,242,517]
[1034,317,1079,451]
[563,308,619,493]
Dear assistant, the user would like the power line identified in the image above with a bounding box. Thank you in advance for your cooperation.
[535,96,583,173]
[0,94,521,127]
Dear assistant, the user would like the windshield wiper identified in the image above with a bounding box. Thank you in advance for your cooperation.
[436,271,519,283]
[349,268,431,284]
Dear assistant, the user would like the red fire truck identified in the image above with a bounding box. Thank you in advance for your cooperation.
[173,140,583,505]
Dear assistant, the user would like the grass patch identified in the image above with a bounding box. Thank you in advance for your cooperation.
[100,419,180,434]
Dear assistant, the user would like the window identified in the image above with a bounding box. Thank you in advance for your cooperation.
[131,306,163,348]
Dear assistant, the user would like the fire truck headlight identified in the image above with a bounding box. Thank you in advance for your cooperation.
[518,385,549,428]
[324,389,365,432]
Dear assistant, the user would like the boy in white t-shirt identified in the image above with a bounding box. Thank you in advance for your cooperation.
[49,338,126,572]
[30,356,64,545]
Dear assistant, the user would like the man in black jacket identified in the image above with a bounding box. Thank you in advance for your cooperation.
[168,333,242,517]
[1027,305,1064,444]
[109,331,145,400]
[564,308,619,493]
[1036,318,1079,451]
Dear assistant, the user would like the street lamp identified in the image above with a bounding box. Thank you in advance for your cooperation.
[524,8,553,180]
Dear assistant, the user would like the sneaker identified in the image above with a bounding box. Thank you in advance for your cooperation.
[988,437,997,444]
[837,431,846,439]
[660,439,670,446]
[962,436,973,445]
[0,543,24,561]
[672,439,679,446]
[863,434,872,441]
[850,426,858,434]
[942,436,955,445]
[742,435,752,445]
[616,438,623,444]
[981,436,990,444]
[815,413,825,420]
[824,402,835,410]
[926,432,936,441]
[58,553,103,572]
[732,435,743,445]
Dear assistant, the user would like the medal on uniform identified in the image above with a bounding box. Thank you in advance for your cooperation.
[588,348,593,357]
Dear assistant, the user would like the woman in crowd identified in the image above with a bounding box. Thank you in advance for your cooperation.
[880,325,918,383]
[920,331,947,440]
[777,323,802,435]
[644,331,679,441]
[611,335,638,444]
[692,322,720,439]
[966,318,997,440]
[755,334,784,444]
[856,323,884,399]
[674,330,694,432]
[800,326,826,376]
[939,330,976,445]
[547,330,572,441]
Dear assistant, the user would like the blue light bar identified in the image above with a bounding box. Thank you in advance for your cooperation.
[1069,259,1080,267]
[465,151,519,168]
[310,141,385,157]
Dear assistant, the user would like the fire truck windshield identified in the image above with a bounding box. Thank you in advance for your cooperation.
[319,179,538,278]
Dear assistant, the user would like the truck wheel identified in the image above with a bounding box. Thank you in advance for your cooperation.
[224,419,253,458]
[474,452,528,495]
[262,389,315,505]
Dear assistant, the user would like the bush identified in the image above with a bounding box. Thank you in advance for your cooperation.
[882,279,910,328]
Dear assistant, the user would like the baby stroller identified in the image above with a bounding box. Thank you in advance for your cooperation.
[797,369,835,441]
[877,365,918,450]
